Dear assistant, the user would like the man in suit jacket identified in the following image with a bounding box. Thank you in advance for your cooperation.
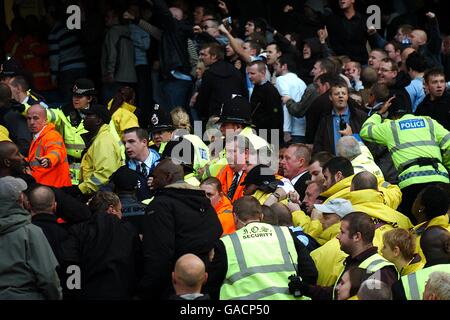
[280,143,311,200]
[313,80,367,155]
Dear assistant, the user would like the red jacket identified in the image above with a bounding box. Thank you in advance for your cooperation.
[27,123,72,187]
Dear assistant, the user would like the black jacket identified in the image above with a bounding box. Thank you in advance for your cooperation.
[387,72,412,115]
[205,227,318,300]
[250,81,282,130]
[0,102,32,155]
[415,91,450,131]
[61,212,142,300]
[140,183,222,300]
[153,0,192,79]
[31,213,68,264]
[324,11,369,64]
[195,60,248,120]
[294,171,312,201]
[313,105,368,154]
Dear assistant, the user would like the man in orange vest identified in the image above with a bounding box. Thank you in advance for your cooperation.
[26,104,71,187]
[200,177,236,235]
[217,136,248,203]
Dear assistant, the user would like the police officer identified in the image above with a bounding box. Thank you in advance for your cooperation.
[360,98,450,220]
[206,196,318,300]
[149,104,210,183]
[206,95,272,178]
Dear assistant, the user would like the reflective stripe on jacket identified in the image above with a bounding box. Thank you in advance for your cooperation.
[26,123,72,187]
[401,264,450,300]
[220,223,307,300]
[360,114,450,188]
[79,124,123,194]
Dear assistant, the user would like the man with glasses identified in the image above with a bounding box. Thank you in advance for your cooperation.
[199,19,228,45]
[377,58,412,116]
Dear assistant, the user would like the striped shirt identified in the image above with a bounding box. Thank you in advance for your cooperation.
[48,22,86,75]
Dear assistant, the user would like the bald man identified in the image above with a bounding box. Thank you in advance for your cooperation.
[140,159,222,299]
[409,12,443,69]
[26,105,71,187]
[171,254,209,300]
[29,186,68,264]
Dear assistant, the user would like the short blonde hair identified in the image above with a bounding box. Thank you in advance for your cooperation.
[383,228,416,260]
[171,107,191,132]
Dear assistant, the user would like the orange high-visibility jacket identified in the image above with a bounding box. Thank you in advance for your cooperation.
[27,123,72,188]
[214,195,236,235]
[217,165,247,203]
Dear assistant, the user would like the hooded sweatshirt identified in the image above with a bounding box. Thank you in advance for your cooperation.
[0,200,61,300]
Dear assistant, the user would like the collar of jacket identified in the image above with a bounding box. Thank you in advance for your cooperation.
[412,214,449,234]
[320,174,354,199]
[349,189,413,229]
[344,246,378,267]
[33,123,56,141]
[165,181,200,191]
[31,212,58,223]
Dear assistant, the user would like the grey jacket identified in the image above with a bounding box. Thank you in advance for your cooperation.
[101,24,137,83]
[0,201,62,300]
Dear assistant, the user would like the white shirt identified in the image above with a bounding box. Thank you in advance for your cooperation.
[33,125,47,141]
[275,72,307,136]
[290,170,309,186]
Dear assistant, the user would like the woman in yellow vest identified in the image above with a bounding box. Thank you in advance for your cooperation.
[381,229,424,276]
[107,86,139,136]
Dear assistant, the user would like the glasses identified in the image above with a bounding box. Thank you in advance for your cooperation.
[379,68,394,73]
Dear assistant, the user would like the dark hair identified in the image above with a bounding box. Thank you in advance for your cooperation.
[248,17,267,33]
[247,40,262,55]
[310,151,334,166]
[385,40,402,53]
[200,176,223,192]
[202,42,225,61]
[329,78,349,93]
[248,60,266,73]
[351,171,378,191]
[316,73,340,87]
[261,205,278,225]
[419,184,450,220]
[405,52,427,73]
[424,68,446,83]
[370,83,390,103]
[9,75,29,91]
[266,42,281,53]
[317,58,339,75]
[123,127,149,141]
[89,191,120,214]
[380,57,398,72]
[342,212,375,244]
[110,86,135,115]
[233,196,262,221]
[278,54,297,73]
[344,267,372,298]
[322,157,354,178]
